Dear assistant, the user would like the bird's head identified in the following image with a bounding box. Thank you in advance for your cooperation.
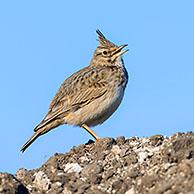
[90,30,128,66]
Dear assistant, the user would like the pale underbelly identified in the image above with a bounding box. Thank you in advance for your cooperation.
[65,86,125,127]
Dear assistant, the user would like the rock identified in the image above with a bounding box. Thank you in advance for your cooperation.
[64,163,82,173]
[0,173,28,194]
[34,171,51,191]
[1,132,194,193]
[125,188,135,194]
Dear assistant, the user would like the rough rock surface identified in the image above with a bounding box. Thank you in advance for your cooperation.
[1,132,194,194]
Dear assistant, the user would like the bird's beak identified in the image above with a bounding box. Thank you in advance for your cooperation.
[112,44,128,58]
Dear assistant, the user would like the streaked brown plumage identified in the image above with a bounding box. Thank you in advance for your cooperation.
[21,30,128,152]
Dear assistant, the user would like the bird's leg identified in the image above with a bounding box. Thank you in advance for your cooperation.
[82,124,101,140]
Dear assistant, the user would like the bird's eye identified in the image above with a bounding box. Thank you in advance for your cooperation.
[102,51,108,55]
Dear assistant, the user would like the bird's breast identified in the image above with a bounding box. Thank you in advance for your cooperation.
[71,84,126,127]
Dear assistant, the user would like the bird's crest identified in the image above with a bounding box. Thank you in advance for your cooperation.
[96,29,117,48]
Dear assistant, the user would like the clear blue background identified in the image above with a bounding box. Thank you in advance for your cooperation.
[1,1,194,173]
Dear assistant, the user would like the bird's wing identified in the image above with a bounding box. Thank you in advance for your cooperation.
[34,66,110,131]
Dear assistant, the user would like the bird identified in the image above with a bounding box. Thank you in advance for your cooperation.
[21,30,128,152]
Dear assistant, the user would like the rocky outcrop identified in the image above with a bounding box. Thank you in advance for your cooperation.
[0,173,28,194]
[1,132,194,194]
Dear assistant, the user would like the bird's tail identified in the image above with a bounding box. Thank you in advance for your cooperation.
[20,119,62,152]
[20,131,41,153]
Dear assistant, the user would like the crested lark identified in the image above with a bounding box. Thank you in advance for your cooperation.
[21,30,128,152]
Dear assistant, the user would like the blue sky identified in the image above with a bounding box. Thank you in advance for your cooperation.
[1,1,194,173]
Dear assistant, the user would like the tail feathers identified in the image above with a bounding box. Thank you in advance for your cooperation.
[34,110,64,132]
[21,119,62,152]
[20,132,40,153]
